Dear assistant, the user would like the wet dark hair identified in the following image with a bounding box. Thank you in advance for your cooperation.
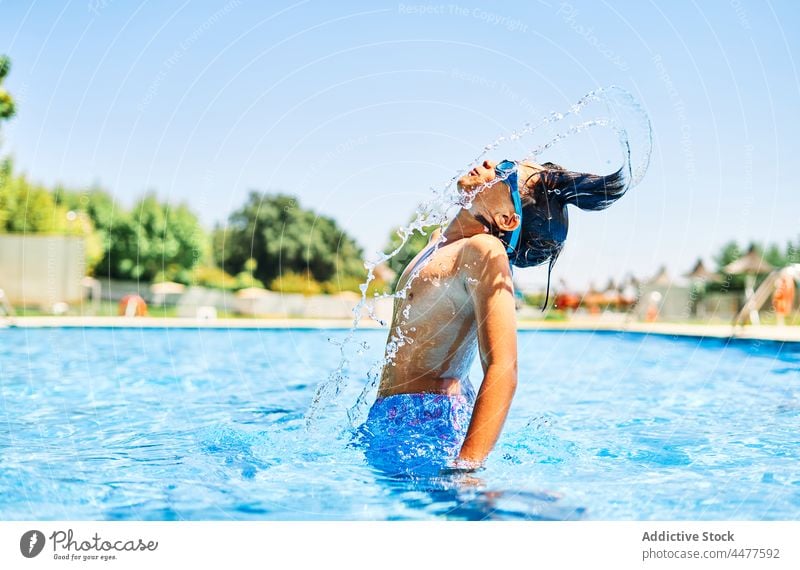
[489,161,629,308]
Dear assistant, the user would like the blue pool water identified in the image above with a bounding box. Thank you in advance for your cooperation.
[1,327,799,520]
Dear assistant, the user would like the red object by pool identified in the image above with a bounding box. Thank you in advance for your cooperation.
[773,274,795,316]
[119,294,148,317]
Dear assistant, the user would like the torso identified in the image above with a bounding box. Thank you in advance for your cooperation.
[376,237,480,398]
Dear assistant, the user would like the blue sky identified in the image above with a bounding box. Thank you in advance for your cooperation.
[1,0,798,290]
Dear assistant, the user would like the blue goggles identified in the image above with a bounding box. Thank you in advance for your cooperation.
[494,159,523,261]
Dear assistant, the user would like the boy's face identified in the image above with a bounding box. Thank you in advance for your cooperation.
[457,160,501,193]
[458,159,543,238]
[457,159,546,202]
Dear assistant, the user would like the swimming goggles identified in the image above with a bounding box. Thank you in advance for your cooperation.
[494,159,523,261]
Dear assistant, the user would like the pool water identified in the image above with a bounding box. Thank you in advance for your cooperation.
[1,327,798,520]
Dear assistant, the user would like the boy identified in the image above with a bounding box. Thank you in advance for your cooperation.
[362,158,628,473]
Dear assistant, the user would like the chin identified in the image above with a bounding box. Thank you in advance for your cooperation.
[456,174,478,190]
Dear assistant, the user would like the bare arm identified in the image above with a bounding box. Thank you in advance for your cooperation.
[456,235,518,466]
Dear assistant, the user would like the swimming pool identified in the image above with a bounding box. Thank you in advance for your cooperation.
[1,327,798,520]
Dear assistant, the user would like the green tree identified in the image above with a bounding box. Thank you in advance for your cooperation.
[0,168,104,269]
[710,240,742,292]
[54,186,119,273]
[105,193,206,282]
[0,55,16,212]
[214,191,365,288]
[764,243,785,269]
[233,257,265,289]
[2,166,205,281]
[75,192,205,282]
[713,240,743,271]
[0,55,15,122]
[0,170,64,232]
[787,237,800,265]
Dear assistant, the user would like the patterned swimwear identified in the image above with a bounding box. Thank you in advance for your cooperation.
[356,381,477,477]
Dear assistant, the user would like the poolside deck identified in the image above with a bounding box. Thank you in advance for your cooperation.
[3,316,800,343]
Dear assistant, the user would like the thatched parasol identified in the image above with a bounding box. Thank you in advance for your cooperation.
[646,265,672,287]
[724,246,775,325]
[723,245,774,275]
[684,259,720,282]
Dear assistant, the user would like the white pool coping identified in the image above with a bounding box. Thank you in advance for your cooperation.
[3,316,800,343]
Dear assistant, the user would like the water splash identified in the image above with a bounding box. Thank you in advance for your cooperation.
[305,85,652,429]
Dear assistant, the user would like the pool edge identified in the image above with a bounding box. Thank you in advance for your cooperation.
[3,316,800,343]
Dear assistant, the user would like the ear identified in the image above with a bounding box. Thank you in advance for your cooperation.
[491,211,520,233]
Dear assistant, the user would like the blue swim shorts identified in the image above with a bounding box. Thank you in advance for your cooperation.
[356,383,476,477]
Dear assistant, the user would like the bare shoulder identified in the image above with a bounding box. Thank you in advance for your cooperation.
[462,234,511,289]
[462,233,508,255]
[461,234,511,273]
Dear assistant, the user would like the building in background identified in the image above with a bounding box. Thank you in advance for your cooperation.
[636,266,691,322]
[0,235,85,310]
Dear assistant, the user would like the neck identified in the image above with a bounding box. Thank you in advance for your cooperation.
[442,208,490,243]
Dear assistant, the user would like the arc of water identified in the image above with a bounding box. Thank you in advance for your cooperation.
[305,85,653,429]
